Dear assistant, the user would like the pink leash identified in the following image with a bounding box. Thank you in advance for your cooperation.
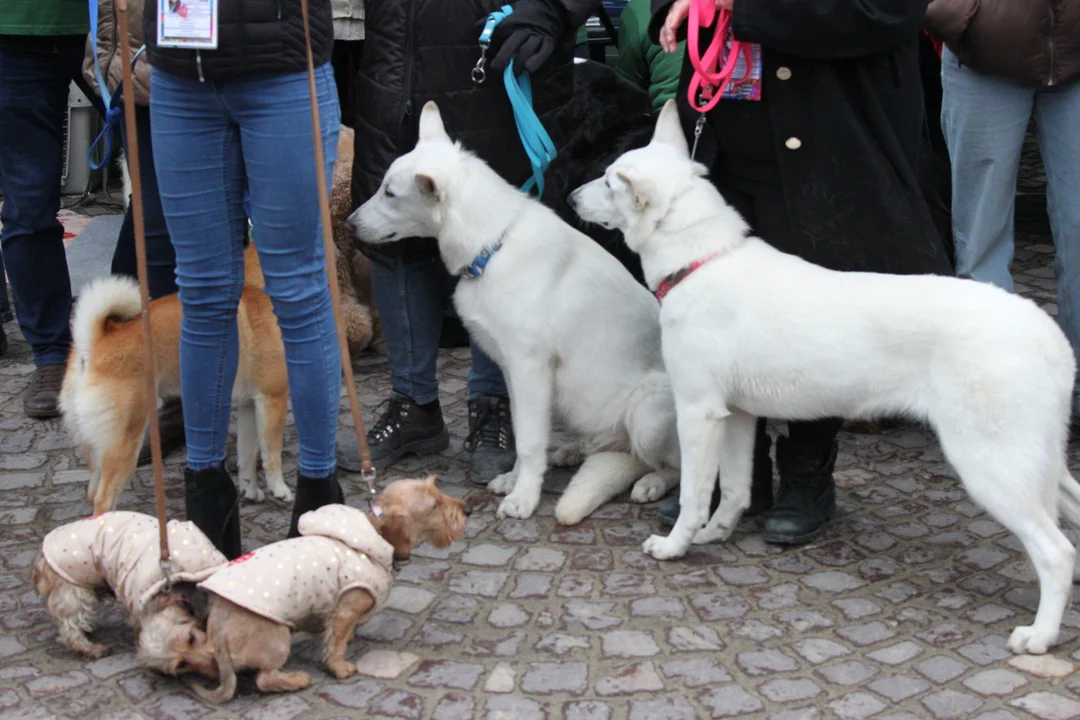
[684,0,750,156]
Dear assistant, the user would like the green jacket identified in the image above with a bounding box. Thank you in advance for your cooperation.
[615,0,682,111]
[1,0,89,36]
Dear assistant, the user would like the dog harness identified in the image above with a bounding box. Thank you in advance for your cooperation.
[42,512,228,615]
[654,252,722,302]
[199,505,394,630]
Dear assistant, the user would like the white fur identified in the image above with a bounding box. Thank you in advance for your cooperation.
[348,102,681,523]
[571,100,1080,655]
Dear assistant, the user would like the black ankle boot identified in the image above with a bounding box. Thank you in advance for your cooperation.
[763,434,838,545]
[184,464,242,559]
[658,420,774,527]
[287,470,346,538]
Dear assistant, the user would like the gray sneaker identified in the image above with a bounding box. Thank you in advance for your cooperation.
[465,395,516,485]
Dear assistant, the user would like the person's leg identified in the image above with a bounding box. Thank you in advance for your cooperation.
[1034,77,1080,414]
[465,342,517,484]
[941,46,1034,291]
[338,252,450,471]
[111,104,186,464]
[765,417,843,544]
[0,250,12,323]
[0,43,79,417]
[223,63,346,533]
[151,67,245,558]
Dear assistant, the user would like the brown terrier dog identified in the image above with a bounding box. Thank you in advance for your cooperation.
[138,476,470,702]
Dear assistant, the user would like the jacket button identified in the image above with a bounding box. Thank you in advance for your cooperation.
[776,66,792,80]
[785,137,802,150]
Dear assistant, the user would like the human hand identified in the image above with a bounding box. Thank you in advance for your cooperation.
[489,0,570,74]
[660,0,735,53]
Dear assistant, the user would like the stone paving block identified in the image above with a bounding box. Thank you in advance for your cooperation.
[1009,691,1080,720]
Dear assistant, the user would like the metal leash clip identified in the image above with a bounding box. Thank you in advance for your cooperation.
[361,468,378,500]
[474,5,513,85]
[691,114,706,161]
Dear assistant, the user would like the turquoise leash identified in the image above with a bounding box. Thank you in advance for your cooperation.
[87,0,146,170]
[475,5,557,198]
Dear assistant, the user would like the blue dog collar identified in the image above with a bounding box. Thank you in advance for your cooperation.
[460,242,504,279]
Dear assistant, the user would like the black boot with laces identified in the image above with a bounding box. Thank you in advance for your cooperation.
[465,395,516,485]
[336,397,450,472]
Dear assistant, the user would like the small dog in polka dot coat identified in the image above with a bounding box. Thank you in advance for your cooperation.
[32,511,229,659]
[139,475,471,702]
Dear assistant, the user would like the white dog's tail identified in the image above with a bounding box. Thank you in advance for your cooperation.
[554,452,652,526]
[71,276,142,371]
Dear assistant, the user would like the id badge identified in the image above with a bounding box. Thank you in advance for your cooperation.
[720,41,763,101]
[157,0,218,49]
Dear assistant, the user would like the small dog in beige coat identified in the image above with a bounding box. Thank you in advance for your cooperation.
[139,476,470,702]
[32,511,228,659]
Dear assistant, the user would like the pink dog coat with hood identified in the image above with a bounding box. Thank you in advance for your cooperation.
[42,511,228,615]
[199,504,394,628]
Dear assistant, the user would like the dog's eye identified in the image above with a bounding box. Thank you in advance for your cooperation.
[384,186,396,198]
[188,632,197,646]
[176,660,187,671]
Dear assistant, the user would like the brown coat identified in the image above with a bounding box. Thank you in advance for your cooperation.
[83,0,151,106]
[924,0,1080,86]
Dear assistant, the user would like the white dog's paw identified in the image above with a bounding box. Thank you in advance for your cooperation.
[488,471,518,495]
[630,473,668,504]
[267,482,293,503]
[642,533,689,561]
[497,490,540,520]
[692,523,732,546]
[240,480,265,503]
[1007,625,1055,655]
[550,442,584,468]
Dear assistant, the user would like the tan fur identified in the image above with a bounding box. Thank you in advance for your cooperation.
[331,125,378,352]
[141,476,470,703]
[62,244,293,513]
[32,556,107,658]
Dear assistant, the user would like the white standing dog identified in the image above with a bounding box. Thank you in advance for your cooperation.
[347,102,680,524]
[571,101,1080,655]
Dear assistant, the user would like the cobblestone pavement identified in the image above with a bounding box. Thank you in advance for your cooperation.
[2,203,1080,719]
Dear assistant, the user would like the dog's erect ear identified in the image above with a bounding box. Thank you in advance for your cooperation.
[650,99,690,158]
[616,170,648,211]
[419,102,449,142]
[415,173,442,203]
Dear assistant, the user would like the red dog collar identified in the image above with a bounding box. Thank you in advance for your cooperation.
[655,252,722,301]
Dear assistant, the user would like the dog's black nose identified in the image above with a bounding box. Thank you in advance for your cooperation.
[464,505,473,517]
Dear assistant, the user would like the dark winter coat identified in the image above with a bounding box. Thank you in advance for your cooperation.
[352,0,598,263]
[924,0,1079,86]
[143,0,333,82]
[650,0,954,277]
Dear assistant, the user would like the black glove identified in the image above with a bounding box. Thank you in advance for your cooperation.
[488,0,570,74]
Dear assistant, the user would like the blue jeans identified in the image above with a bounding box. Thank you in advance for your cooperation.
[150,65,341,476]
[112,104,177,300]
[942,48,1080,409]
[371,256,507,405]
[0,42,80,365]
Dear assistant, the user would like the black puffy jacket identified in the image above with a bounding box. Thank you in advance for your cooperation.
[353,0,598,262]
[144,0,333,81]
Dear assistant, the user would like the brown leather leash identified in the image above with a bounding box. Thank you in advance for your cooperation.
[299,0,377,494]
[115,0,171,577]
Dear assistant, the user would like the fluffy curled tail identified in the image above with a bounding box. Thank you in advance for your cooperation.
[70,276,142,371]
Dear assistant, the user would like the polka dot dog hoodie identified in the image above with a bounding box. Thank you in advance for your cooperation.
[42,511,228,615]
[199,504,394,628]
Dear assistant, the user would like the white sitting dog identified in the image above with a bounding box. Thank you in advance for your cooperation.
[347,102,680,524]
[571,100,1080,655]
